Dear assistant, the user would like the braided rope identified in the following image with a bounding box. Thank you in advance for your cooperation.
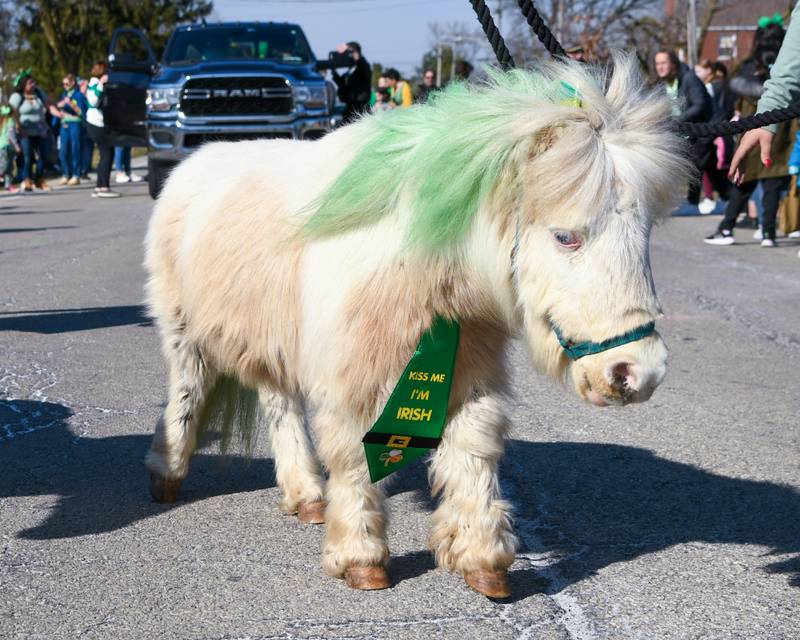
[469,0,516,70]
[516,0,567,59]
[470,0,800,138]
[680,102,800,136]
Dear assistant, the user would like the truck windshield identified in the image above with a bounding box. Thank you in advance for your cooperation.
[165,25,313,65]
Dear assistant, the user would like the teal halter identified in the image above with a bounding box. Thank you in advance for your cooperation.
[552,321,656,360]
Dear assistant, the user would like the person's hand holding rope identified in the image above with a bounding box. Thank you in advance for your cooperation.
[729,128,774,185]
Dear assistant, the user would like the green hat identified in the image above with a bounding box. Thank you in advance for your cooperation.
[11,67,32,89]
[758,13,784,28]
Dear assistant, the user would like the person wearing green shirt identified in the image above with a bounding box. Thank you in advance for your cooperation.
[56,74,88,185]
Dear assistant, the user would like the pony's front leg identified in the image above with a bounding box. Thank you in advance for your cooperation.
[315,408,390,590]
[428,394,518,598]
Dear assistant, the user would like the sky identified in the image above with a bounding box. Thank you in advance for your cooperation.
[214,0,496,76]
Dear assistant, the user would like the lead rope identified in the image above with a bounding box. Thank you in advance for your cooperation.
[469,0,800,138]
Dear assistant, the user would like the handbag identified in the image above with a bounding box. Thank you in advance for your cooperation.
[779,175,800,235]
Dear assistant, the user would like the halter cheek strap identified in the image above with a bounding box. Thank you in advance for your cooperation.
[552,321,656,361]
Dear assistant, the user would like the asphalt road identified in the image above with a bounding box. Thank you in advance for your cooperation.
[1,179,799,640]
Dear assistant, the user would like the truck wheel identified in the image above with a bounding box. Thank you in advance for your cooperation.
[148,158,170,199]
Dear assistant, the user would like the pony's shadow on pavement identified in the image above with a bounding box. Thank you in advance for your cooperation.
[390,438,800,595]
[3,399,799,596]
[0,400,275,540]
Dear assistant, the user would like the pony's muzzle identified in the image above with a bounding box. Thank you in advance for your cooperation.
[574,334,668,407]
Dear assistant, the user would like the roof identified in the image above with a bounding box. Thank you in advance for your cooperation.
[177,21,301,31]
[708,0,791,29]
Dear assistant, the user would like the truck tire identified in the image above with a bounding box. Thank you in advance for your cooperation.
[148,158,170,199]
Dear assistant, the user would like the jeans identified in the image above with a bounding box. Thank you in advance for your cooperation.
[20,134,49,181]
[85,123,113,189]
[59,122,82,178]
[114,146,131,174]
[718,177,790,241]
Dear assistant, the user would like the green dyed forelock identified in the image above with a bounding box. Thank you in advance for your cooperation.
[301,70,585,252]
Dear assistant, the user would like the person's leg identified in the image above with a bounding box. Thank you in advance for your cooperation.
[123,146,131,174]
[761,177,790,242]
[66,123,80,179]
[752,181,765,229]
[718,181,757,232]
[19,136,33,183]
[114,146,124,172]
[81,126,93,176]
[35,135,48,181]
[96,142,112,189]
[86,123,112,189]
[688,139,712,205]
[59,127,70,179]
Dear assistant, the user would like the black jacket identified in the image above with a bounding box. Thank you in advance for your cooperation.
[676,62,713,123]
[333,56,371,113]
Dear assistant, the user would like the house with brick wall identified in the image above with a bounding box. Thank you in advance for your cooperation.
[666,0,793,65]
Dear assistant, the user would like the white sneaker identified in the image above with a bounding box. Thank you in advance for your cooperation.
[761,238,776,248]
[753,227,763,240]
[129,173,143,183]
[788,229,800,239]
[704,230,735,245]
[92,187,121,198]
[698,198,716,215]
[115,173,131,184]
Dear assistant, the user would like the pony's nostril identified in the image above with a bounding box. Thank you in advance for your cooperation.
[610,362,637,391]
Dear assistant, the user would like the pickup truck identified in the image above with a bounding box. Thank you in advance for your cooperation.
[104,22,334,198]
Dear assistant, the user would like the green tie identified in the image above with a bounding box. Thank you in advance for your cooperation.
[362,317,460,482]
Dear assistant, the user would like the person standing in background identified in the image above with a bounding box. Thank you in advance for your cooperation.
[56,74,87,186]
[8,70,59,191]
[84,61,120,198]
[79,77,95,179]
[0,104,21,193]
[416,70,435,104]
[705,17,793,248]
[383,68,412,108]
[654,49,714,210]
[331,42,371,124]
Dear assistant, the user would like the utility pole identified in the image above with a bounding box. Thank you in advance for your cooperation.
[687,0,698,67]
[436,45,442,87]
[556,0,565,45]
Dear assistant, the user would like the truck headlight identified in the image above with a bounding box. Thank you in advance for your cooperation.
[146,87,181,112]
[292,85,327,109]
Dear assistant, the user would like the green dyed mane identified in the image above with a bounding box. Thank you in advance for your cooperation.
[301,68,586,251]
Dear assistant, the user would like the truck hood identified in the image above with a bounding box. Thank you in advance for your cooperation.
[152,60,322,85]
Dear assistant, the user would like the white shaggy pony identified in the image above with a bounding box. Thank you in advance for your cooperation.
[144,54,687,598]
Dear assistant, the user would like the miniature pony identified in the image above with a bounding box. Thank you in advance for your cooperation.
[143,53,688,597]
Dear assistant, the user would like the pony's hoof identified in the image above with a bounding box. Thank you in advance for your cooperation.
[297,500,326,524]
[149,472,182,503]
[344,566,391,590]
[464,569,511,599]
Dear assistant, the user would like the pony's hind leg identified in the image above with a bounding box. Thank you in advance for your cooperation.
[146,331,216,502]
[259,388,326,523]
[314,407,390,590]
[428,394,518,598]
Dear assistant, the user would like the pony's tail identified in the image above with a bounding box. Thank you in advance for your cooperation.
[196,375,262,455]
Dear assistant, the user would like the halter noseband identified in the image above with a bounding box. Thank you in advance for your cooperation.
[551,321,656,361]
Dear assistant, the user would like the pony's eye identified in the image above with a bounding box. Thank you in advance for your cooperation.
[553,230,582,250]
